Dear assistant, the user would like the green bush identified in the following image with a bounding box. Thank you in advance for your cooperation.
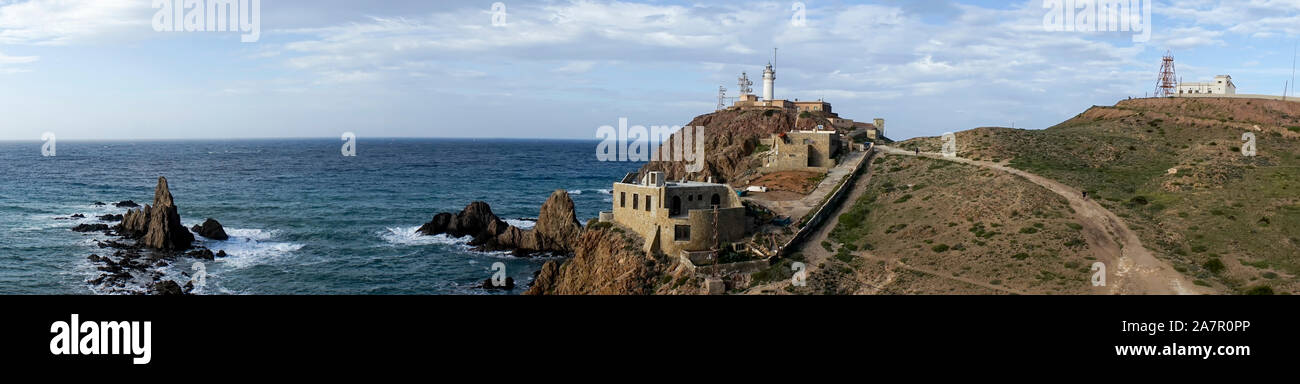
[931,244,950,253]
[1244,285,1275,295]
[1202,258,1225,274]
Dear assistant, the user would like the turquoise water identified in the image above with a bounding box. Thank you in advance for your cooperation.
[0,139,639,294]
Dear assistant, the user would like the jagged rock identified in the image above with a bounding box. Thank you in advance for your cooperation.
[191,218,229,240]
[525,228,691,295]
[98,214,123,222]
[93,202,106,206]
[70,214,85,219]
[151,280,184,295]
[114,200,140,208]
[186,249,215,260]
[490,190,583,255]
[72,224,110,233]
[481,277,515,290]
[417,202,510,243]
[216,250,227,258]
[118,177,193,251]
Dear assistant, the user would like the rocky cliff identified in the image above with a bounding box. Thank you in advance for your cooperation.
[638,108,833,184]
[525,227,702,295]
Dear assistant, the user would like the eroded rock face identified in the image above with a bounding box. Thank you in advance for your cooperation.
[191,218,229,240]
[637,108,833,184]
[525,228,695,295]
[491,190,583,255]
[118,177,193,251]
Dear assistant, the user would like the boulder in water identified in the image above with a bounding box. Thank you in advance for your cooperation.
[191,218,229,240]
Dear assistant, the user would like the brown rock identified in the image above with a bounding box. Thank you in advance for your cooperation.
[637,108,830,184]
[119,177,194,251]
[191,218,229,240]
[525,229,667,295]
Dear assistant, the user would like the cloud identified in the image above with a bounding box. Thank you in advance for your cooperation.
[0,50,38,73]
[0,0,150,46]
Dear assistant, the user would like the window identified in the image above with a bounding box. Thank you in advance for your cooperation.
[670,196,682,216]
[633,193,639,210]
[674,225,691,241]
[711,194,721,207]
[620,192,626,208]
[645,195,652,212]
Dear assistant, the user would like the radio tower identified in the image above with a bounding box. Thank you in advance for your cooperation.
[1155,50,1178,98]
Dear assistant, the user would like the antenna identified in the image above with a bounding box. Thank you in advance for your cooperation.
[1155,50,1177,97]
[773,48,778,70]
[717,86,727,111]
[1290,41,1297,98]
[737,72,753,95]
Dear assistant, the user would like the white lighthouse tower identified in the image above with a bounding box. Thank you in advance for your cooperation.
[762,62,775,101]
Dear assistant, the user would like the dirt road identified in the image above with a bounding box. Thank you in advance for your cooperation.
[877,145,1205,295]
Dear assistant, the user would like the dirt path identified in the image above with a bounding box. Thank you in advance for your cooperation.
[854,252,1029,295]
[877,145,1205,295]
[743,150,876,294]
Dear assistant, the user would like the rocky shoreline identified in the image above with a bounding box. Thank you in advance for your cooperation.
[415,189,703,295]
[76,177,231,295]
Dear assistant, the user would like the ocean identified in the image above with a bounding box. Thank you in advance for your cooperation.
[0,139,640,295]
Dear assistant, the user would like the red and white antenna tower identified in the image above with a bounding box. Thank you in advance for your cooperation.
[1155,50,1178,97]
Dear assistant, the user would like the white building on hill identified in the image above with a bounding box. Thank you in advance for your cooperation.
[1179,75,1236,95]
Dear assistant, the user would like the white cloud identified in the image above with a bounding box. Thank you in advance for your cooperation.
[0,50,38,73]
[0,0,150,46]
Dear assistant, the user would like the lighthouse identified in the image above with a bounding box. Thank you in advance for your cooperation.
[762,63,775,101]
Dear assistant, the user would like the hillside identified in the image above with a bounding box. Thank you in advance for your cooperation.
[896,97,1300,294]
[786,154,1111,295]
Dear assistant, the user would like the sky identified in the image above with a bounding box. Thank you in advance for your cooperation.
[1,0,1299,141]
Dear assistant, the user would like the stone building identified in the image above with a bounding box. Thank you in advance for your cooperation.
[794,100,832,114]
[764,129,842,172]
[731,93,795,112]
[601,172,746,261]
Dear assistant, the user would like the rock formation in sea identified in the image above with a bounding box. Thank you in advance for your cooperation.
[118,177,194,251]
[87,176,228,295]
[191,218,229,240]
[418,190,584,257]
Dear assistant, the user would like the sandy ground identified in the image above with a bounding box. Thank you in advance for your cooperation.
[744,150,867,221]
[877,145,1207,295]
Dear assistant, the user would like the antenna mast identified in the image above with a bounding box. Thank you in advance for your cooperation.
[717,86,727,110]
[1155,50,1178,98]
[737,72,753,95]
